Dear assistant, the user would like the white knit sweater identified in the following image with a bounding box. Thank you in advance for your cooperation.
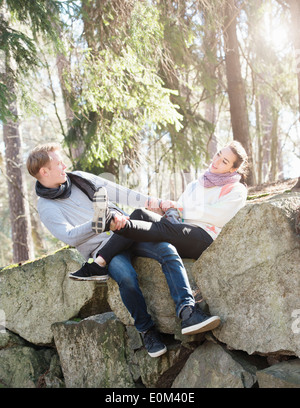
[177,179,247,240]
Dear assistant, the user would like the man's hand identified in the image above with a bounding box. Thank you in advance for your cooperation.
[145,197,164,215]
[110,213,129,231]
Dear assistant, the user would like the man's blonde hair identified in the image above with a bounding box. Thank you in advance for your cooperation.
[26,142,61,178]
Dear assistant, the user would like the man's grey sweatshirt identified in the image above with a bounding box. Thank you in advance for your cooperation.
[37,171,148,260]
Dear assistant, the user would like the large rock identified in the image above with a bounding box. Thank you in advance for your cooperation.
[192,193,300,357]
[52,313,135,388]
[0,330,54,388]
[0,347,53,388]
[107,258,197,334]
[52,312,195,388]
[172,341,257,388]
[0,248,109,345]
[134,341,195,388]
[256,359,300,388]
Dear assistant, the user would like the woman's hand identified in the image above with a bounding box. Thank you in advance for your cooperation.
[146,197,178,214]
[160,200,177,212]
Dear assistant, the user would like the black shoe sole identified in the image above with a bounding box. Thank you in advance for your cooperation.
[68,273,109,282]
[182,316,221,335]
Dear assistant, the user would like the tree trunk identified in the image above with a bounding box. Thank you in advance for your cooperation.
[270,107,279,182]
[55,51,85,166]
[288,0,300,190]
[259,93,273,183]
[288,0,300,118]
[255,90,263,185]
[223,0,254,185]
[292,177,300,191]
[202,8,218,158]
[2,56,34,263]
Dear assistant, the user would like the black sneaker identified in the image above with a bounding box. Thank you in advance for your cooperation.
[92,187,109,234]
[141,326,167,358]
[181,305,221,335]
[69,262,109,281]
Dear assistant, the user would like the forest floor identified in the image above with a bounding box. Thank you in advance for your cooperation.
[247,177,299,202]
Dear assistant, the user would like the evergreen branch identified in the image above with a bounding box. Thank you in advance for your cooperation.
[42,51,67,138]
[4,0,62,41]
[0,22,39,73]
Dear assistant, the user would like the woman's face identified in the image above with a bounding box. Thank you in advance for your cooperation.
[210,147,237,174]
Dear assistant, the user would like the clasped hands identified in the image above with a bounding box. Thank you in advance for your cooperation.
[111,198,179,231]
[145,198,178,215]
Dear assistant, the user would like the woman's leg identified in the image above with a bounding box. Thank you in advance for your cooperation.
[98,208,213,263]
[97,209,162,263]
[113,213,213,259]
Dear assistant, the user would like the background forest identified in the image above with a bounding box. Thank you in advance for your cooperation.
[0,0,299,266]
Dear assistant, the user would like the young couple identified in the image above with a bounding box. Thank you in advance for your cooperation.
[27,141,248,358]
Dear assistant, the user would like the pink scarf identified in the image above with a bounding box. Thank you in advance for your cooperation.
[199,170,241,188]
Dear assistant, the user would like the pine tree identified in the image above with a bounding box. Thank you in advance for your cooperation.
[286,0,300,189]
[0,0,62,262]
[223,0,254,185]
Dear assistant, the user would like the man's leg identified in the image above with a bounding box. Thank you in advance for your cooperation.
[108,250,167,357]
[131,241,195,318]
[108,250,153,332]
[131,241,221,335]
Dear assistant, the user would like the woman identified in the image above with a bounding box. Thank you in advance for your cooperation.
[70,140,248,278]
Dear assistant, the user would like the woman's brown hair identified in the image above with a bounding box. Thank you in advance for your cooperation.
[227,141,249,185]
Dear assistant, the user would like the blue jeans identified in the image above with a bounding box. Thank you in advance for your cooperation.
[108,241,195,332]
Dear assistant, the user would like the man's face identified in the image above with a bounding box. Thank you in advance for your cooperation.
[41,150,67,188]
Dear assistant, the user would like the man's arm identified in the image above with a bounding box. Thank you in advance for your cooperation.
[76,171,150,208]
[39,204,95,247]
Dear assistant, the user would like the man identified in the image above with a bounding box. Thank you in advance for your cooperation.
[26,143,220,358]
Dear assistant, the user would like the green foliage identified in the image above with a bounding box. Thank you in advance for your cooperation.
[63,0,219,174]
[0,20,38,72]
[66,49,183,169]
[127,1,163,65]
[0,83,14,121]
[0,0,63,122]
[3,0,61,40]
[153,1,216,170]
[64,1,183,171]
